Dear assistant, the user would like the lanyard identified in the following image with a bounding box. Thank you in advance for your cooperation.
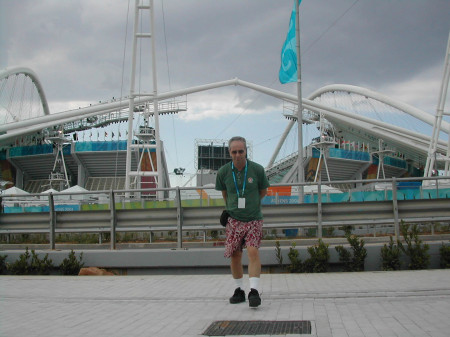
[232,161,247,198]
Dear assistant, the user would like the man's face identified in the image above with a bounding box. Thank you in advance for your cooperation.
[229,140,247,168]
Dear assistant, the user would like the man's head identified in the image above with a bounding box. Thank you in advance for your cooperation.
[228,136,247,169]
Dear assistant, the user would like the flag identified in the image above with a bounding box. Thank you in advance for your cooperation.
[279,0,302,84]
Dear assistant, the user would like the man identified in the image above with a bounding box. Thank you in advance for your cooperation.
[215,136,270,308]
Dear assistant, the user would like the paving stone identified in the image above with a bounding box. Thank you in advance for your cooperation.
[0,270,449,336]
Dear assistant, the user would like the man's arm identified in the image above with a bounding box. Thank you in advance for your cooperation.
[259,188,267,200]
[222,190,227,205]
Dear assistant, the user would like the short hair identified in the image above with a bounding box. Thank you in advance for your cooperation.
[228,136,247,149]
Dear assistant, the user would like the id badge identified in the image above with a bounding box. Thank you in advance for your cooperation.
[238,197,246,209]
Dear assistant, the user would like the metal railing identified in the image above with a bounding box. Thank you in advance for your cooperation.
[1,176,450,250]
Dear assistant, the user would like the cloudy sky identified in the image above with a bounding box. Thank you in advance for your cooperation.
[1,0,449,185]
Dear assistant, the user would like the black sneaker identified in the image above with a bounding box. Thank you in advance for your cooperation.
[248,288,261,308]
[229,287,245,304]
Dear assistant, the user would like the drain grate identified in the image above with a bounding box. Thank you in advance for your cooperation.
[203,320,311,336]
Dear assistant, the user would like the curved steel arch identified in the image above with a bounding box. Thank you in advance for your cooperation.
[0,66,51,117]
[266,83,448,168]
[0,76,444,173]
[308,84,439,128]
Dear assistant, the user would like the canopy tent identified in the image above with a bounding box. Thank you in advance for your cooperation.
[2,186,30,196]
[58,185,90,200]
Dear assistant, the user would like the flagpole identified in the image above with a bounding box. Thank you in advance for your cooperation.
[295,0,304,202]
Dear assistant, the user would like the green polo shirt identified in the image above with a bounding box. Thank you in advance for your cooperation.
[215,160,270,222]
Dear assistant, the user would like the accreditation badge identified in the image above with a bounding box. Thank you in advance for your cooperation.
[238,197,246,209]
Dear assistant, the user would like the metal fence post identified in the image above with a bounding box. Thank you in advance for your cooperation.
[391,177,400,240]
[109,190,116,250]
[176,186,183,249]
[48,193,56,250]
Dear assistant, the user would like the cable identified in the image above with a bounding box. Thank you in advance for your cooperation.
[161,0,179,167]
[113,0,132,188]
[215,0,361,140]
[302,0,360,56]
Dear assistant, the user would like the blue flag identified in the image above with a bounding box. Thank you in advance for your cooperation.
[279,0,301,84]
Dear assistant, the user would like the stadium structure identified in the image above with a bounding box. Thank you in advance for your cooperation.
[1,4,449,199]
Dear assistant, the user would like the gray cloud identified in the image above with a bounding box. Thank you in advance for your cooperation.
[1,0,449,175]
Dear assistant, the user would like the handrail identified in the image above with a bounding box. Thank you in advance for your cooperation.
[1,175,450,249]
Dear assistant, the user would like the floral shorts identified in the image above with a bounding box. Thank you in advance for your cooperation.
[224,217,263,258]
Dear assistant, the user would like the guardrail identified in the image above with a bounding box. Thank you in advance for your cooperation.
[1,177,450,249]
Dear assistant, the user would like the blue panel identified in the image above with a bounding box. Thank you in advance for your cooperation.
[75,141,128,152]
[9,144,54,157]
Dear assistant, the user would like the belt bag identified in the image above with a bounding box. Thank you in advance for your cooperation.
[220,210,229,227]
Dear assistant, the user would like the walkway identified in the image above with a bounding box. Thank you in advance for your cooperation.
[0,269,449,336]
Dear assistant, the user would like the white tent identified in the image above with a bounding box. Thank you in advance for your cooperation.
[39,188,60,200]
[1,186,32,208]
[58,185,89,200]
[293,185,343,194]
[2,186,30,196]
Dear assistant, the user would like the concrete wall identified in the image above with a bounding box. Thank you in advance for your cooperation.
[2,240,447,275]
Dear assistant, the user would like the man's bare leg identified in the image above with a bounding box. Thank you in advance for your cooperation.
[230,250,244,279]
[247,246,261,278]
[247,246,262,307]
[229,250,246,304]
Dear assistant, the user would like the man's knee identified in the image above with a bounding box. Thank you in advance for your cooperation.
[247,246,260,261]
[231,250,243,260]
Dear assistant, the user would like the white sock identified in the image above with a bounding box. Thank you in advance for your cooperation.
[249,277,260,291]
[234,277,244,290]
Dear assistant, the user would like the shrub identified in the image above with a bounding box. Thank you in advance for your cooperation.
[335,245,352,271]
[381,236,401,271]
[304,239,329,273]
[335,233,367,271]
[8,248,32,275]
[287,242,303,273]
[274,240,284,270]
[30,250,54,275]
[398,222,430,270]
[59,250,85,275]
[7,248,54,275]
[339,225,353,236]
[0,254,7,274]
[439,243,450,268]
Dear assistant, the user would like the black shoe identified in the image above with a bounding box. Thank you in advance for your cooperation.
[248,288,261,308]
[229,287,246,304]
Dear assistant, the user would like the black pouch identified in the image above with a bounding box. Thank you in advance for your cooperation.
[220,210,229,227]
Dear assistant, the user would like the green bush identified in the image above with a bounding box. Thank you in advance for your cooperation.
[439,243,450,268]
[274,240,284,270]
[0,254,7,274]
[8,248,32,275]
[59,250,84,275]
[304,239,329,273]
[381,236,401,271]
[398,222,430,270]
[287,242,303,273]
[30,250,54,275]
[7,248,54,275]
[335,233,367,271]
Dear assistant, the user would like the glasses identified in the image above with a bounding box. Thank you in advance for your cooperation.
[231,150,245,154]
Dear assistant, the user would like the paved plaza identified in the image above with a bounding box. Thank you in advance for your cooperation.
[1,269,449,337]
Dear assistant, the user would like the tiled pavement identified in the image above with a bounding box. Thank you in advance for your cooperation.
[0,269,449,337]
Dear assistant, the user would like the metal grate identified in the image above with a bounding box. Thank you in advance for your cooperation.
[203,320,312,336]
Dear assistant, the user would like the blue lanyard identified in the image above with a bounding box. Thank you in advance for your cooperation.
[232,161,247,198]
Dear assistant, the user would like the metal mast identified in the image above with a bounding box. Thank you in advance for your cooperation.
[45,129,71,191]
[125,0,163,198]
[295,0,305,202]
[424,32,450,178]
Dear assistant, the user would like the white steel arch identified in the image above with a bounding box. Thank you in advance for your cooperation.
[1,74,447,178]
[308,84,440,128]
[0,66,51,118]
[266,83,449,170]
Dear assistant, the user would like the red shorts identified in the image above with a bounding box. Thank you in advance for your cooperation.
[224,217,263,258]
